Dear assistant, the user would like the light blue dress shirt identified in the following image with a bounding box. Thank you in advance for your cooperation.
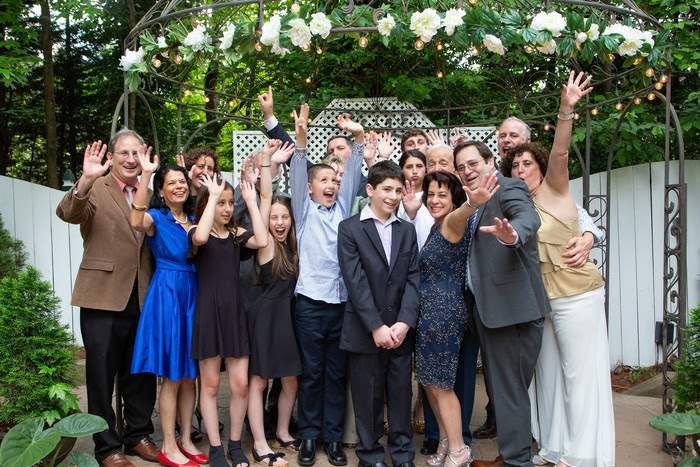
[291,142,364,303]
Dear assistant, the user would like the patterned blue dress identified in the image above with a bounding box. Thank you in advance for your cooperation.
[415,224,470,389]
[131,208,198,381]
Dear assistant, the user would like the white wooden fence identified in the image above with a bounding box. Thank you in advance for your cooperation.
[1,160,698,367]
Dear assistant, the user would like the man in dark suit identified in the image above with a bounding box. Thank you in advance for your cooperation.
[337,161,420,467]
[453,141,549,467]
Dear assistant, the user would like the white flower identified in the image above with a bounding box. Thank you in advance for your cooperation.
[183,25,211,52]
[442,8,465,36]
[288,18,312,49]
[309,12,332,38]
[576,32,589,44]
[157,36,167,49]
[377,14,396,37]
[587,23,600,40]
[537,39,557,54]
[219,23,236,50]
[260,15,282,47]
[530,11,567,37]
[603,23,654,56]
[483,34,505,55]
[119,47,145,71]
[271,42,290,56]
[410,8,441,43]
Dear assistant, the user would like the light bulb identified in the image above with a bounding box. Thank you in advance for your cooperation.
[591,107,598,116]
[632,57,642,65]
[633,97,642,105]
[544,123,551,131]
[316,46,323,55]
[615,102,624,111]
[645,67,654,78]
[647,92,656,101]
[290,2,300,13]
[655,82,664,90]
[436,41,444,51]
[304,77,312,84]
[255,42,263,52]
[574,112,580,120]
[152,58,161,68]
[204,96,210,103]
[524,45,535,54]
[607,53,615,61]
[229,100,235,107]
[414,39,424,50]
[436,70,444,78]
[359,36,368,48]
[184,89,192,97]
[302,43,310,52]
[174,53,183,64]
[468,0,477,5]
[660,74,668,83]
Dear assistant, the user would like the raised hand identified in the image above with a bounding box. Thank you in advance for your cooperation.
[336,114,363,136]
[240,178,257,205]
[258,86,274,119]
[561,70,593,110]
[82,141,111,179]
[271,141,295,165]
[176,153,185,168]
[463,171,499,208]
[201,172,225,198]
[261,138,282,158]
[450,130,470,147]
[363,131,378,165]
[376,131,394,159]
[426,129,446,147]
[293,103,310,136]
[402,179,422,220]
[136,145,158,174]
[480,217,518,245]
[241,153,259,186]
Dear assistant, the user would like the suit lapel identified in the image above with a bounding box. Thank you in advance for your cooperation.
[104,176,138,241]
[387,221,402,275]
[361,220,389,268]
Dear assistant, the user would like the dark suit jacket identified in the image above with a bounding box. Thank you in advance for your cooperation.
[469,173,550,328]
[338,213,420,355]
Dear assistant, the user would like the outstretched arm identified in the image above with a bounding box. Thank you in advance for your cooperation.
[443,172,499,243]
[191,174,225,245]
[130,146,157,235]
[547,71,593,194]
[259,86,295,147]
[57,141,111,224]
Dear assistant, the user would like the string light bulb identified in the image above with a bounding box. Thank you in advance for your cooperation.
[255,42,263,52]
[655,82,664,90]
[316,46,323,55]
[290,2,300,13]
[204,96,210,103]
[633,97,642,105]
[607,53,615,61]
[647,92,656,101]
[174,53,183,64]
[358,35,368,48]
[615,102,624,111]
[632,57,642,65]
[436,70,444,78]
[151,57,162,68]
[301,43,310,52]
[468,0,477,5]
[544,122,551,131]
[184,89,192,97]
[590,107,598,116]
[304,76,312,84]
[436,41,444,51]
[574,112,580,120]
[229,100,235,108]
[524,45,535,54]
[660,74,668,83]
[414,39,425,50]
[645,67,655,78]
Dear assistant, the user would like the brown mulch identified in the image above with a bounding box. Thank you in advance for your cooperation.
[611,364,663,392]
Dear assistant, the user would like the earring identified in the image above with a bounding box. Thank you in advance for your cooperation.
[160,195,165,205]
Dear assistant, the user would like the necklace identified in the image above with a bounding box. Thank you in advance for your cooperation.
[172,212,189,224]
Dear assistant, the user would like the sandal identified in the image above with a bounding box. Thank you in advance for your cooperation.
[275,437,301,452]
[445,446,472,467]
[425,438,448,467]
[229,439,250,467]
[413,419,426,434]
[252,448,287,467]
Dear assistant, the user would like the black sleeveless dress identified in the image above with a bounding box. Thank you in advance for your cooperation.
[248,257,303,378]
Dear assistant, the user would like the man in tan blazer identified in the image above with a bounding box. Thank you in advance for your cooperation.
[57,129,158,467]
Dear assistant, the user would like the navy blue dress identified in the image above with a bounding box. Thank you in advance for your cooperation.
[415,225,470,389]
[131,209,198,381]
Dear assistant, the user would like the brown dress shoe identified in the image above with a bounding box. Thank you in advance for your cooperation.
[125,437,160,462]
[471,456,503,467]
[101,451,135,467]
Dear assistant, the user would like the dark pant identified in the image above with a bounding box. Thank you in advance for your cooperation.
[294,295,346,442]
[349,351,414,464]
[423,324,480,444]
[80,285,156,461]
[471,295,543,467]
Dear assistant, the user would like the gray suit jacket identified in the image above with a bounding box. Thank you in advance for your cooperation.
[468,173,550,328]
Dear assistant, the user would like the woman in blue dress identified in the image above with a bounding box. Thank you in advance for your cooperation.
[404,170,498,467]
[130,148,204,467]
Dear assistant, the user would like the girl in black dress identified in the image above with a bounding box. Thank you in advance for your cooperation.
[247,195,303,467]
[188,143,273,467]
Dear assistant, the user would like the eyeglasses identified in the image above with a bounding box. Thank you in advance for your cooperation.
[114,150,139,158]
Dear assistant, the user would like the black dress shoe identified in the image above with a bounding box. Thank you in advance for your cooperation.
[298,439,317,466]
[359,462,387,467]
[472,420,497,439]
[324,441,347,466]
[393,463,415,467]
[420,438,439,455]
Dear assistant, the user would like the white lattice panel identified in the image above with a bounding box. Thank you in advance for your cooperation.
[231,98,498,183]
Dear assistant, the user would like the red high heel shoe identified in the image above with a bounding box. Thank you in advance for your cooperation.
[177,440,209,464]
[158,450,200,467]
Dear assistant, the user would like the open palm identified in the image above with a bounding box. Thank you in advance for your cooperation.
[561,70,593,109]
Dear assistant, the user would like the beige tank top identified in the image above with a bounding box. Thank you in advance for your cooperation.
[535,201,604,300]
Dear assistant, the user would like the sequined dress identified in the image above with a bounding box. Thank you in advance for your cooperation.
[415,224,470,389]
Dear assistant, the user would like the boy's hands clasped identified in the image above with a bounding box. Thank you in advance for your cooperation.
[372,322,410,350]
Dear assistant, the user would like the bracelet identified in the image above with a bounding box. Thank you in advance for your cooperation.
[557,111,575,121]
[260,164,271,167]
[132,204,147,211]
[465,195,479,210]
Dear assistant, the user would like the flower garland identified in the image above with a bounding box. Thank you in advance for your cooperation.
[120,5,667,91]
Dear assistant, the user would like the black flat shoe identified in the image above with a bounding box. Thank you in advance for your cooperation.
[276,437,302,451]
[298,439,317,466]
[393,462,415,467]
[472,420,497,440]
[420,438,439,455]
[324,442,347,466]
[359,462,387,467]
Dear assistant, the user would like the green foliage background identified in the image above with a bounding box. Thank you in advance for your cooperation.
[0,0,697,184]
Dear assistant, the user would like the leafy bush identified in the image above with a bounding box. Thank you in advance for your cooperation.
[0,214,26,279]
[674,304,700,411]
[0,267,78,426]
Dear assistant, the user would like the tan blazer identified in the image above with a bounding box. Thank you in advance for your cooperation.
[56,175,153,311]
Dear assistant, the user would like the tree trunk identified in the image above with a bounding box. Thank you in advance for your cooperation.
[204,65,222,138]
[127,0,137,129]
[39,0,59,188]
[0,85,11,175]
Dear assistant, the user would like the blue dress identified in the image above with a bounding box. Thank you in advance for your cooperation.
[131,208,198,381]
[415,224,470,389]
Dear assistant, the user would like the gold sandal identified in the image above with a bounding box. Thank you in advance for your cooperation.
[425,438,448,467]
[444,446,472,467]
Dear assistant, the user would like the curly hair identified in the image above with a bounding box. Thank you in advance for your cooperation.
[184,147,219,172]
[421,170,466,209]
[500,142,549,177]
[150,164,195,216]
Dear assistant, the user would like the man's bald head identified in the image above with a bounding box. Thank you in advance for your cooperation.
[497,117,531,157]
